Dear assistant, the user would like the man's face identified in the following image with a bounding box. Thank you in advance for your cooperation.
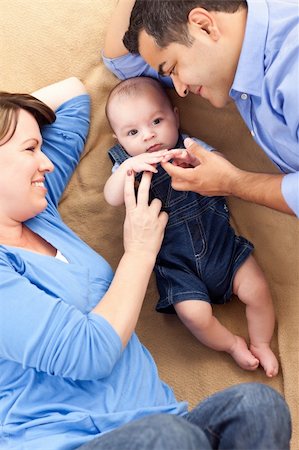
[138,13,241,109]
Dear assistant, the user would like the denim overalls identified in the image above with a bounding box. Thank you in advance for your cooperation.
[108,134,253,313]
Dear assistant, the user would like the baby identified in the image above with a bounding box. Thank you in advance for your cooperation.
[104,76,279,377]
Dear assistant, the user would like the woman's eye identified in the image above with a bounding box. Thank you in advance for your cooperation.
[153,118,161,125]
[128,129,138,136]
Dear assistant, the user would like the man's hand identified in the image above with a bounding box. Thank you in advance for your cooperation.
[161,138,240,196]
[162,147,200,168]
[161,138,293,214]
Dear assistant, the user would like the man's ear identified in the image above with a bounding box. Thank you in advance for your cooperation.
[188,8,220,41]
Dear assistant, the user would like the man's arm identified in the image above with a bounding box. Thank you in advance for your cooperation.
[103,0,135,58]
[162,139,295,215]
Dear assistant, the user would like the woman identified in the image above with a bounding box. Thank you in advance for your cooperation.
[0,78,291,450]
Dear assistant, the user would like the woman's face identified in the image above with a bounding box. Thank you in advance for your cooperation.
[0,109,54,223]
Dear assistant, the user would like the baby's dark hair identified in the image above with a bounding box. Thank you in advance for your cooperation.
[0,92,55,145]
[105,76,173,130]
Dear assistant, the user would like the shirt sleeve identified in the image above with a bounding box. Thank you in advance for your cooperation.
[191,136,215,152]
[102,51,173,88]
[0,254,122,381]
[42,94,91,207]
[281,173,299,217]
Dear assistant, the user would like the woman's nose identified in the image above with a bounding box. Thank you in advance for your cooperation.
[39,151,54,173]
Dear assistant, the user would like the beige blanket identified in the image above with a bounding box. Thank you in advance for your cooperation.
[1,1,298,448]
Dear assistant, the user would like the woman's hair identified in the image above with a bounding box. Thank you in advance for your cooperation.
[0,92,56,145]
[124,0,247,53]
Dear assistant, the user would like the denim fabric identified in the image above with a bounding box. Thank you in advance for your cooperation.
[108,135,253,313]
[77,383,291,450]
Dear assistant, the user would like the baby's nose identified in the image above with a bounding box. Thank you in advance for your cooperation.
[143,129,155,141]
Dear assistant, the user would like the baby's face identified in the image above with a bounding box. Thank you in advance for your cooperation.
[109,87,180,156]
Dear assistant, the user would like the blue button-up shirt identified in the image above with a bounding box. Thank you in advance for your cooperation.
[230,0,299,215]
[102,0,299,216]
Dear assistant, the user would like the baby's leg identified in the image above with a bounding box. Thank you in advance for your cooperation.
[233,255,279,377]
[174,300,259,371]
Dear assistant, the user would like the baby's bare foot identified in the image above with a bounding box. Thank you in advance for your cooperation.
[250,343,279,377]
[228,336,259,371]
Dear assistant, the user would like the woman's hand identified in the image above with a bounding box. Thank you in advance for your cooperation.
[93,169,168,346]
[123,170,168,260]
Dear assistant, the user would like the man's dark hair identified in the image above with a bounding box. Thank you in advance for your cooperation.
[123,0,247,53]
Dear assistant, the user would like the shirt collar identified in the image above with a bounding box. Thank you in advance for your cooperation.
[230,0,269,97]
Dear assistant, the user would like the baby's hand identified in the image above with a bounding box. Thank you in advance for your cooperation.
[162,148,200,168]
[127,150,169,174]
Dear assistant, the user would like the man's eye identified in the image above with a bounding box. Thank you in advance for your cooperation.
[153,118,161,125]
[128,129,138,136]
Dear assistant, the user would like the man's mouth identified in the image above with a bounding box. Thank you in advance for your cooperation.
[194,86,203,96]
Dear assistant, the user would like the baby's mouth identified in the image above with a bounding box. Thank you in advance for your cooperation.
[147,143,163,153]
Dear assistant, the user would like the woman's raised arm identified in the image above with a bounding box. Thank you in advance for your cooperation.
[32,77,87,112]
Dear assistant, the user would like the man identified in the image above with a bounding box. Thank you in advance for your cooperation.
[103,0,299,217]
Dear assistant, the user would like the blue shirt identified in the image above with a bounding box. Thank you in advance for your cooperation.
[0,95,187,450]
[102,0,299,216]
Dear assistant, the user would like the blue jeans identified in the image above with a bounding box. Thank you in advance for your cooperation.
[78,383,291,450]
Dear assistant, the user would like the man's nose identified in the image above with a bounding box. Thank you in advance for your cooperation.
[171,75,189,98]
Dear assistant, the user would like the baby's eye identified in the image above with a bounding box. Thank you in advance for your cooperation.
[153,118,162,125]
[25,146,35,152]
[128,129,138,136]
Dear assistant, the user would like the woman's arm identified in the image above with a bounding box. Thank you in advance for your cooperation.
[32,77,87,112]
[40,87,90,207]
[93,170,168,347]
[103,0,136,58]
[0,172,167,379]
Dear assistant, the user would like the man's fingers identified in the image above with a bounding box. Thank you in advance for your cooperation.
[161,161,193,179]
[161,162,194,191]
[184,137,207,160]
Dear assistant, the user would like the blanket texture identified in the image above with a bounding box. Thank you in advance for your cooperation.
[1,1,298,448]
